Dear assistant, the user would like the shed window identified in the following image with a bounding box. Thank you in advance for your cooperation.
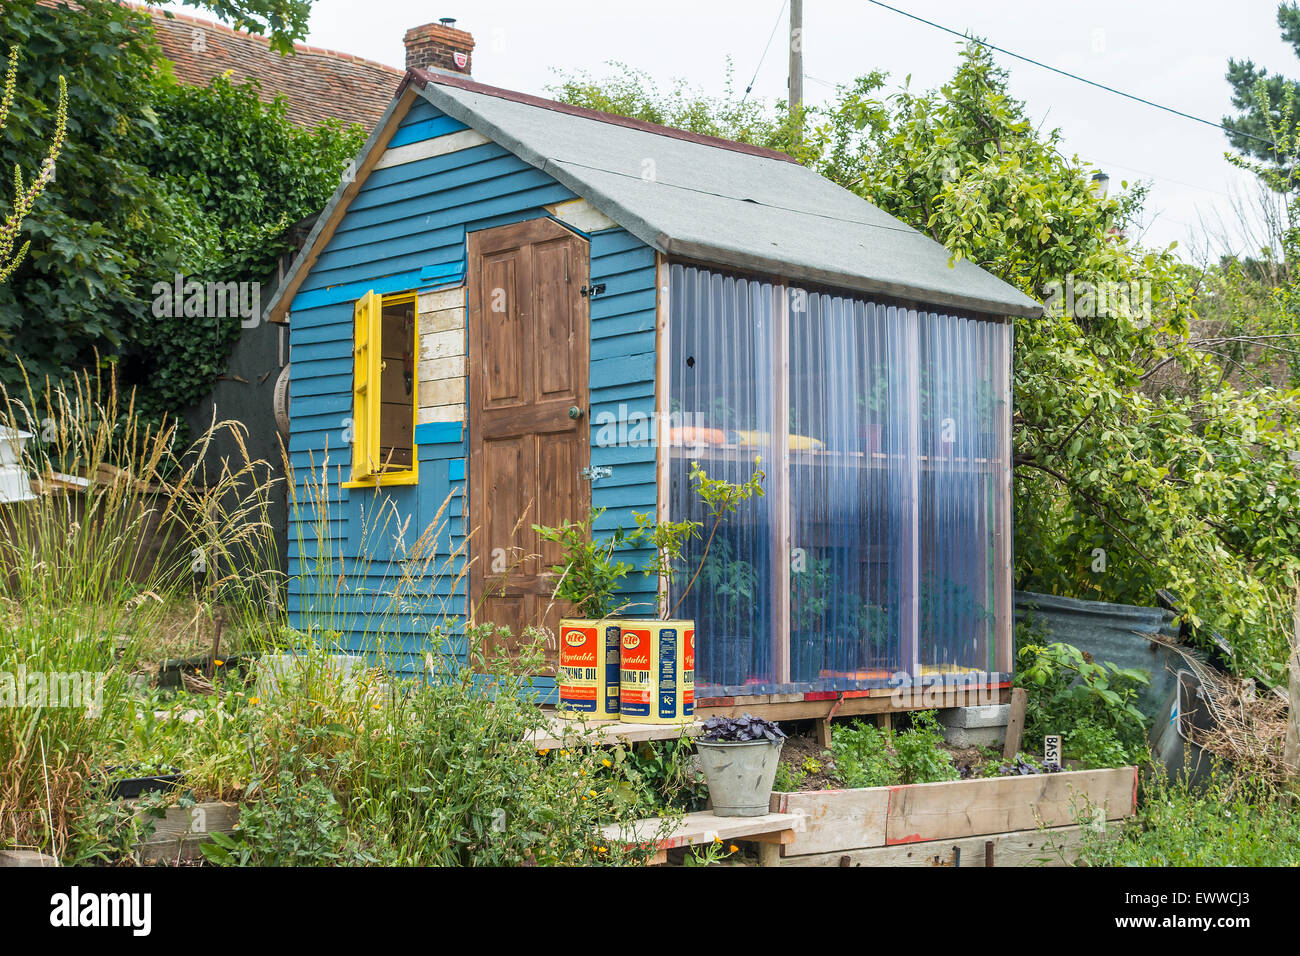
[347,289,418,487]
[667,264,1011,695]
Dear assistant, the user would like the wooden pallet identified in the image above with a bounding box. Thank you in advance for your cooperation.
[600,810,804,865]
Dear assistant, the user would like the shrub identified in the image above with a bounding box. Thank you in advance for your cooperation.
[829,711,959,788]
[828,722,897,789]
[892,711,960,785]
[1016,628,1149,767]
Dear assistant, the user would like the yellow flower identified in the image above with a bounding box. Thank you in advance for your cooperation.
[249,696,260,705]
[713,835,722,844]
[213,659,224,667]
[588,789,597,798]
[728,844,739,853]
[601,758,611,768]
[539,748,551,756]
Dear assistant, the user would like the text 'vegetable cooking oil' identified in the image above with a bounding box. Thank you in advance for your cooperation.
[619,621,694,723]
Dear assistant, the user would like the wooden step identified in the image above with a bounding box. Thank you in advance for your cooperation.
[601,810,804,865]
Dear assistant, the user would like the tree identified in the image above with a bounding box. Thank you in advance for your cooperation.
[555,48,1300,683]
[177,0,316,55]
[1225,2,1300,175]
[0,0,362,424]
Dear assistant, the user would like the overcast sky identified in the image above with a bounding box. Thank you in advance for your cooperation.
[166,0,1300,260]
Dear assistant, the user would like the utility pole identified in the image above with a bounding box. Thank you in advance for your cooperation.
[789,0,803,116]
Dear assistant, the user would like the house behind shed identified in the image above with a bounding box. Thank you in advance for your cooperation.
[264,67,1041,708]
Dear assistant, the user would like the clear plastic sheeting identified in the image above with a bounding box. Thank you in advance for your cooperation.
[667,264,1011,696]
[667,266,778,692]
[788,292,912,686]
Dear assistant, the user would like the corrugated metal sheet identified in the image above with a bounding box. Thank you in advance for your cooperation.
[1014,590,1189,720]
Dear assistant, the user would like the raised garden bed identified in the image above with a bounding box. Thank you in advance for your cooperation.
[766,766,1137,866]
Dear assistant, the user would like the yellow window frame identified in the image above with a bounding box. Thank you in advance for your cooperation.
[345,289,419,488]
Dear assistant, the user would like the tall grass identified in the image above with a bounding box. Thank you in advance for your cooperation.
[0,368,281,853]
[2,368,683,864]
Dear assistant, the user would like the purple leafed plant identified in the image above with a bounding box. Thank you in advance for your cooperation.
[698,713,786,743]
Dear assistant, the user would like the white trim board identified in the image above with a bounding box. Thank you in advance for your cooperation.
[373,129,492,170]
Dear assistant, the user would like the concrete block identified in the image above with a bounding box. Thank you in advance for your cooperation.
[0,850,58,867]
[938,704,1009,748]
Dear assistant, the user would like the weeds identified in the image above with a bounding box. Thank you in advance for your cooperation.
[1076,762,1300,866]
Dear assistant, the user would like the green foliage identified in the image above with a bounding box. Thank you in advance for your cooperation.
[0,0,362,426]
[623,459,765,617]
[134,75,362,421]
[63,791,163,866]
[605,738,707,815]
[0,1,180,397]
[202,742,366,866]
[1016,629,1149,767]
[1077,763,1300,866]
[1224,2,1300,173]
[892,711,961,785]
[828,721,896,789]
[829,712,957,789]
[177,0,317,56]
[534,508,636,618]
[772,761,806,792]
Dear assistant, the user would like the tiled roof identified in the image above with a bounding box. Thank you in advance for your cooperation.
[144,5,401,130]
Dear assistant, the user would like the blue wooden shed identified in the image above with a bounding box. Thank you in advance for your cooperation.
[264,68,1041,710]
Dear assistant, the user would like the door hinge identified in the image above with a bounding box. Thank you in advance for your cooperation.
[581,465,613,481]
[579,283,606,298]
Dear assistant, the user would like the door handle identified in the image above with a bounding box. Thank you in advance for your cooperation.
[568,406,584,420]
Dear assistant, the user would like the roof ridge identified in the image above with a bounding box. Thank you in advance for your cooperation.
[408,68,800,165]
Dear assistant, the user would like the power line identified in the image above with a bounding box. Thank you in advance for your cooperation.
[864,0,1277,149]
[742,0,789,103]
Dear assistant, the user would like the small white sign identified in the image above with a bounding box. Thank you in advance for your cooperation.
[1043,734,1062,769]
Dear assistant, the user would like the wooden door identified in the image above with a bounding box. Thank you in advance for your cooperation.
[468,218,590,672]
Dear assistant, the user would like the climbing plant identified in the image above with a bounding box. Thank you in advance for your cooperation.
[0,0,362,426]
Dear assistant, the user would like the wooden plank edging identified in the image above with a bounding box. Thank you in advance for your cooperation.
[772,766,1136,857]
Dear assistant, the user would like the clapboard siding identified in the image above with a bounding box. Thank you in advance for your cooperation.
[287,101,659,687]
[588,228,659,612]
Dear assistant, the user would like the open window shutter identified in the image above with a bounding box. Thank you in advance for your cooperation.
[352,291,381,481]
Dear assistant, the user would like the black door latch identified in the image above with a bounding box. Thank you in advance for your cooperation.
[579,283,606,298]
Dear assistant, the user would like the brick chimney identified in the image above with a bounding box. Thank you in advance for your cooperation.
[404,18,474,74]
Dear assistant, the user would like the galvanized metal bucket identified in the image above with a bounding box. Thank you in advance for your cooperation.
[695,738,784,817]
